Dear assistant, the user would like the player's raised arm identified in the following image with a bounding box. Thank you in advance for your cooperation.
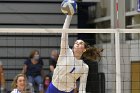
[60,0,77,56]
[60,15,72,56]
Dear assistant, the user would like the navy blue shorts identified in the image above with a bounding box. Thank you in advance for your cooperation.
[46,82,74,93]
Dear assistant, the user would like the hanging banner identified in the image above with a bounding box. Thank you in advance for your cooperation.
[138,0,140,12]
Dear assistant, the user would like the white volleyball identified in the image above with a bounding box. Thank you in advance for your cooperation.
[61,0,77,15]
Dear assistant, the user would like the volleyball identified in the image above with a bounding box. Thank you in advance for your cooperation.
[61,0,77,15]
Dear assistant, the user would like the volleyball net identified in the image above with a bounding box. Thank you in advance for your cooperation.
[0,28,140,93]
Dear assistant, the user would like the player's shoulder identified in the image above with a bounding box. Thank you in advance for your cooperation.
[83,62,89,69]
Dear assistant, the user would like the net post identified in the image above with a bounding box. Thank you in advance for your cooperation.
[115,29,121,93]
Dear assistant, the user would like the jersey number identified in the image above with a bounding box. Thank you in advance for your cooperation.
[70,67,75,73]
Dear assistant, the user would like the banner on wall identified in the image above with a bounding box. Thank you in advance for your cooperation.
[138,0,140,12]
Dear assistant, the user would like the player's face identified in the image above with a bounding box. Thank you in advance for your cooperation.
[16,76,25,91]
[73,40,86,53]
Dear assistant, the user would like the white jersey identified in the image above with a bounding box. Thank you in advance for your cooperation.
[52,32,89,93]
[11,89,21,93]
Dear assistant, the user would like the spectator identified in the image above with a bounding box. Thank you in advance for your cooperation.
[11,74,26,93]
[84,48,103,93]
[0,61,6,93]
[22,50,44,93]
[49,50,59,77]
[43,75,51,92]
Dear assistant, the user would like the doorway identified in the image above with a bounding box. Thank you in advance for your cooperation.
[131,61,140,93]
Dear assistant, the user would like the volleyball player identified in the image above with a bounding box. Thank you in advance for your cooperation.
[46,29,103,93]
